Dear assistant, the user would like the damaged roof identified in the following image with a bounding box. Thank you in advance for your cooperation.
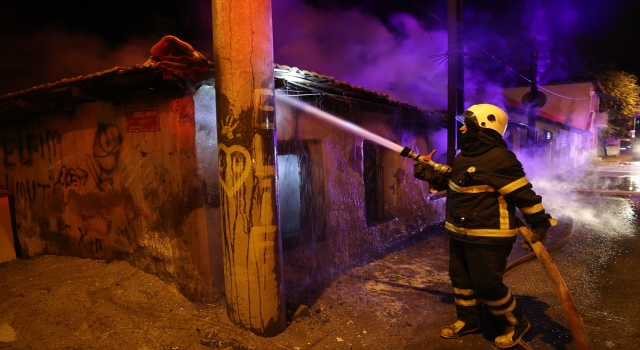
[0,36,438,122]
[0,36,213,122]
[0,65,209,122]
[272,64,436,116]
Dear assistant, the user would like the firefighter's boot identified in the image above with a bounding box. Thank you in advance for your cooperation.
[494,318,530,348]
[438,320,480,339]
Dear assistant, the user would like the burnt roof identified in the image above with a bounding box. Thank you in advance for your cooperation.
[273,64,435,115]
[0,37,439,123]
[0,64,215,123]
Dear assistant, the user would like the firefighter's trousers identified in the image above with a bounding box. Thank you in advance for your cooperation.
[448,235,525,329]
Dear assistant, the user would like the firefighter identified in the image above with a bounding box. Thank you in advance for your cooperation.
[413,104,552,348]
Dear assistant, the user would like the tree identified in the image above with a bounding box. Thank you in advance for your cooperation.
[597,71,640,138]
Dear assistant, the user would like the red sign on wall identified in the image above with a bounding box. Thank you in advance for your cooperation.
[125,108,161,132]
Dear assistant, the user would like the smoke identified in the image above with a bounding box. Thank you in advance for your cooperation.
[2,0,619,108]
[272,0,592,111]
[520,0,583,85]
[535,178,636,237]
[0,29,155,95]
[514,148,637,236]
[273,0,450,110]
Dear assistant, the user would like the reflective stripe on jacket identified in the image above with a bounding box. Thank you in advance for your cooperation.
[420,146,550,243]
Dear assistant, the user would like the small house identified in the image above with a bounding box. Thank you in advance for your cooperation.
[0,37,445,302]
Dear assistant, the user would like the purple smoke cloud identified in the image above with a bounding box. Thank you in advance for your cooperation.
[273,0,450,110]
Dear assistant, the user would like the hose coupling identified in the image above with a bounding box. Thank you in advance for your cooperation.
[400,147,451,175]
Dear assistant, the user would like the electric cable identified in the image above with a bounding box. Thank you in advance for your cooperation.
[407,1,593,102]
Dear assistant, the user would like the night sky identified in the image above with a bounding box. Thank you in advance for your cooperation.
[1,0,638,110]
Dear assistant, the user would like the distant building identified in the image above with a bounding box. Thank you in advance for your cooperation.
[502,81,614,169]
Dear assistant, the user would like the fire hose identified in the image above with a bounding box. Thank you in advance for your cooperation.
[516,218,591,350]
[505,217,575,272]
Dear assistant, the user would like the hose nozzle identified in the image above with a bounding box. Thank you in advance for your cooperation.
[400,147,421,161]
[400,146,452,175]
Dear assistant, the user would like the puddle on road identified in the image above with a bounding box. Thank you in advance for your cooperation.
[600,175,640,191]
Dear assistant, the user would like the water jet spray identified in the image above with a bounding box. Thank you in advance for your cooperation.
[277,94,450,172]
[277,94,404,151]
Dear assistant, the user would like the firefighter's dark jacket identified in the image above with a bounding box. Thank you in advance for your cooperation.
[415,125,551,245]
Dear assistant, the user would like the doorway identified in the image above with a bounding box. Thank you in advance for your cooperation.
[277,140,326,250]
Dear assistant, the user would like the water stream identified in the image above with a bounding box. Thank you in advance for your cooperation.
[276,94,406,154]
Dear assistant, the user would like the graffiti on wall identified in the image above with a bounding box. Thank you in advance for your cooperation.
[58,222,105,257]
[86,123,123,191]
[1,122,123,203]
[0,124,62,170]
[10,176,51,204]
[1,121,126,256]
[218,84,282,330]
[3,164,92,214]
[53,166,90,188]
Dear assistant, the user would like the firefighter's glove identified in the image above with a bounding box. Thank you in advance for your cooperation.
[413,161,432,181]
[520,228,548,251]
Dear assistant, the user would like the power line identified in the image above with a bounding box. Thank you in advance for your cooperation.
[409,0,592,101]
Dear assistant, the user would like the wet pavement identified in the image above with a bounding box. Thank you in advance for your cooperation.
[290,154,640,349]
[1,155,639,349]
[315,205,639,349]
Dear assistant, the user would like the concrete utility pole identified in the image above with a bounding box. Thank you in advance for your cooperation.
[447,0,464,165]
[212,0,286,336]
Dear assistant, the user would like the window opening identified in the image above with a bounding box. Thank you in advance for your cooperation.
[278,154,301,240]
[277,141,326,250]
[363,140,393,226]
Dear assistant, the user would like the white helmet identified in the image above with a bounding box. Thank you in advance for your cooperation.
[455,104,509,136]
